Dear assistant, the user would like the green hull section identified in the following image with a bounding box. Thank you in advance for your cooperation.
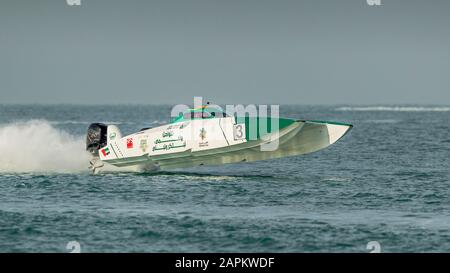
[236,117,296,141]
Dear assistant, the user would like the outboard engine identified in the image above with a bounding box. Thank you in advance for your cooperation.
[86,123,108,155]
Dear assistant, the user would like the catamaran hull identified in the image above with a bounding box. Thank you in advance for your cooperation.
[87,118,352,173]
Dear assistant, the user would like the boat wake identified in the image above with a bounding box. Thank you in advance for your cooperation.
[135,170,276,179]
[0,120,91,173]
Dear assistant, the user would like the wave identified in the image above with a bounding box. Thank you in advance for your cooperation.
[47,120,164,126]
[0,120,90,173]
[49,120,92,125]
[337,106,450,112]
[49,121,128,125]
[362,119,400,124]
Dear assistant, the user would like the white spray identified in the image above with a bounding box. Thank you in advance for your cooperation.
[0,120,91,173]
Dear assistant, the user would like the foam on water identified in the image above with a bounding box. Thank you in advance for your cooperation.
[0,120,90,173]
[337,106,450,112]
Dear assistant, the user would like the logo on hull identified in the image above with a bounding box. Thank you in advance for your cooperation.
[199,128,208,147]
[127,138,134,149]
[200,128,206,141]
[140,139,148,153]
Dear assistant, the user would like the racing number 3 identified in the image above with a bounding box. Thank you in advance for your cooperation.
[233,124,245,140]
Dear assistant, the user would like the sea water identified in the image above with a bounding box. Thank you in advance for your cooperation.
[0,105,449,252]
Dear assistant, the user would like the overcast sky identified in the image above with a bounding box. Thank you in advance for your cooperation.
[0,0,449,105]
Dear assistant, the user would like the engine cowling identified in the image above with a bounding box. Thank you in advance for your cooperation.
[86,123,108,155]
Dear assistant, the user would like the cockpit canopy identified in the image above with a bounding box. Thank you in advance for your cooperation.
[171,106,230,123]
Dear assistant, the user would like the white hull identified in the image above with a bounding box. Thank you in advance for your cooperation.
[88,118,352,173]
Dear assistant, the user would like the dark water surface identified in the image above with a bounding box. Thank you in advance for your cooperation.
[0,105,449,252]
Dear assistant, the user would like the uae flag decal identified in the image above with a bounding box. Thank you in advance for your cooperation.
[101,147,110,156]
[127,138,134,149]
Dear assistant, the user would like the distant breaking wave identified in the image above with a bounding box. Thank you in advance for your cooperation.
[337,106,450,112]
[0,120,90,173]
[49,121,130,125]
[47,120,165,126]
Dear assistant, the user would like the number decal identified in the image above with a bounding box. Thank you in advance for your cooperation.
[233,124,245,140]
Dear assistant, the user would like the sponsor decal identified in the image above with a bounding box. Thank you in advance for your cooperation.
[162,131,174,138]
[200,128,206,141]
[151,129,187,152]
[140,139,148,153]
[153,141,186,151]
[152,135,185,152]
[199,128,209,147]
[101,147,110,156]
[127,138,134,149]
[109,132,116,140]
[154,135,183,144]
[179,122,189,129]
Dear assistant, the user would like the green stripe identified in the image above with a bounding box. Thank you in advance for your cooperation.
[236,117,296,141]
[109,144,119,158]
[302,120,353,127]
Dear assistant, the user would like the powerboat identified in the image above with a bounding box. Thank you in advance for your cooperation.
[86,106,352,173]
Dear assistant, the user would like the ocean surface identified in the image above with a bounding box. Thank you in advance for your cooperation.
[0,105,449,253]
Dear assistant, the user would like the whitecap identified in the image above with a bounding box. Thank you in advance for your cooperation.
[337,106,450,112]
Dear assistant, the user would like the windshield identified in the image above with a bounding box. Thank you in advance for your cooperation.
[172,106,230,123]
